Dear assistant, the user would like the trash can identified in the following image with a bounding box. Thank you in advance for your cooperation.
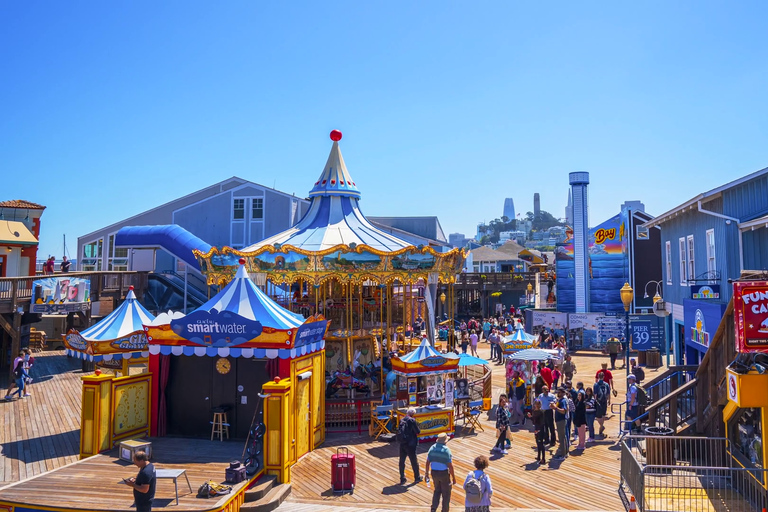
[638,350,647,366]
[647,349,661,368]
[644,426,674,472]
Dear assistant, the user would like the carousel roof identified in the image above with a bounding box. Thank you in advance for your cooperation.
[80,288,155,341]
[197,261,305,330]
[241,131,411,254]
[399,338,459,364]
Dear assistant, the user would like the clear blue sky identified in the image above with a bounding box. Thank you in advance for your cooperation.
[2,1,767,259]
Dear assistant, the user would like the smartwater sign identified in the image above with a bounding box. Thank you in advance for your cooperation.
[294,319,329,347]
[171,309,263,347]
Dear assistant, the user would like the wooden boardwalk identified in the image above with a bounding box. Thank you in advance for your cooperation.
[0,350,86,486]
[0,437,251,511]
[281,345,668,511]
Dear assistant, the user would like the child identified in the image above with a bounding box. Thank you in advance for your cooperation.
[527,399,547,464]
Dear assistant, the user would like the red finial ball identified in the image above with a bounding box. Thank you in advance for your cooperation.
[330,130,342,142]
[129,285,134,291]
[239,258,246,265]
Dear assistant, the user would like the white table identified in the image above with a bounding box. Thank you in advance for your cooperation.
[156,469,192,505]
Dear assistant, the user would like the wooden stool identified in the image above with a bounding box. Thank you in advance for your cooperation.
[210,410,230,441]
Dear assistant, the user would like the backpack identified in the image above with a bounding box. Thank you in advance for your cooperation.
[594,382,609,403]
[464,471,484,497]
[396,418,412,444]
[566,396,575,414]
[636,385,648,406]
[197,481,232,499]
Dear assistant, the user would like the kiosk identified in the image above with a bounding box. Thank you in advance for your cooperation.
[502,329,536,356]
[391,339,459,441]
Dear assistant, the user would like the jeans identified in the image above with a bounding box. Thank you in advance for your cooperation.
[430,469,452,512]
[555,420,569,457]
[11,377,24,398]
[565,417,572,440]
[609,353,617,368]
[535,430,547,461]
[586,412,596,439]
[494,427,507,450]
[543,410,556,445]
[136,502,152,512]
[399,443,420,480]
[625,405,639,433]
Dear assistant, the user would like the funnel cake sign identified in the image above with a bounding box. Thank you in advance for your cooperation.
[734,281,768,352]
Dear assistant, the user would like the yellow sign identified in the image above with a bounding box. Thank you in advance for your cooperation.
[416,411,453,436]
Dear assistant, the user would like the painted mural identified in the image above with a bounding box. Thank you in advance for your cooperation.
[556,213,628,313]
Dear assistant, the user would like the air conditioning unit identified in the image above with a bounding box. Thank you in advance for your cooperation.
[653,300,671,318]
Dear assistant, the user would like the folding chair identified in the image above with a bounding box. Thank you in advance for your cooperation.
[463,399,485,432]
[370,404,395,440]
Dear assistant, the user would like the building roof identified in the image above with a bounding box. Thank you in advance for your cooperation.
[644,165,768,228]
[494,241,526,257]
[469,246,509,263]
[368,216,447,243]
[0,220,38,246]
[0,199,45,210]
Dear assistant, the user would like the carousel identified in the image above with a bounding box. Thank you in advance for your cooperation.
[63,286,153,375]
[193,130,466,399]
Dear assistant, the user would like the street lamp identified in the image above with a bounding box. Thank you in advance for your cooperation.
[645,280,672,366]
[527,282,533,306]
[620,282,634,376]
[643,280,663,305]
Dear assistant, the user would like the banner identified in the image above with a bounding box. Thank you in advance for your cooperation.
[684,299,726,351]
[31,277,91,314]
[734,281,768,352]
[171,309,263,347]
[294,319,329,348]
[567,313,602,349]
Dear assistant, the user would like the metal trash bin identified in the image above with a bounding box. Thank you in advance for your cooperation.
[644,426,674,472]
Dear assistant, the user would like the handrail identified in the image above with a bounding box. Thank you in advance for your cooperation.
[635,378,697,431]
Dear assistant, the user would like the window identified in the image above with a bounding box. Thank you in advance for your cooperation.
[107,234,129,271]
[82,239,103,271]
[252,198,263,219]
[679,237,687,285]
[687,235,695,283]
[706,229,716,275]
[665,241,672,284]
[233,198,245,220]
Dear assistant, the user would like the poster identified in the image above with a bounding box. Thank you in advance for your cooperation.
[427,385,436,401]
[567,313,601,349]
[455,378,469,399]
[31,276,91,314]
[407,378,418,394]
[445,378,454,408]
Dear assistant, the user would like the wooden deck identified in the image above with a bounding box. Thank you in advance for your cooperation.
[0,437,252,512]
[0,350,86,486]
[281,344,669,511]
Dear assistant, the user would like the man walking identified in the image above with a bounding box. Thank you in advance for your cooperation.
[552,387,570,460]
[125,451,156,512]
[537,385,557,446]
[625,375,639,434]
[562,354,576,382]
[508,371,526,426]
[424,432,455,512]
[593,372,611,438]
[398,407,422,484]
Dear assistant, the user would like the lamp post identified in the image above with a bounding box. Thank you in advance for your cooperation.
[527,282,533,306]
[439,291,446,320]
[620,282,634,376]
[645,280,671,367]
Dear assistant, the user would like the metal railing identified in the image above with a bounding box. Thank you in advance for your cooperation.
[325,398,373,434]
[620,435,768,512]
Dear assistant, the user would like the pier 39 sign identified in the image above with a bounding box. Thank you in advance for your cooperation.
[171,309,263,348]
[734,281,768,352]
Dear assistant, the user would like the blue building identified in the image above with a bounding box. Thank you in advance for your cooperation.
[644,167,768,365]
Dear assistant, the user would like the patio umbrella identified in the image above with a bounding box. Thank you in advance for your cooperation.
[457,353,489,366]
[506,348,558,361]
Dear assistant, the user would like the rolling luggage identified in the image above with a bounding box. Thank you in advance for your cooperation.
[331,446,355,493]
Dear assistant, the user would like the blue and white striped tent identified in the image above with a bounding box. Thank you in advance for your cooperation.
[392,339,459,376]
[148,263,325,359]
[504,330,536,343]
[66,288,155,362]
[241,136,411,253]
[196,263,305,330]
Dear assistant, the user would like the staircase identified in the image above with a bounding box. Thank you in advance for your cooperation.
[241,475,291,512]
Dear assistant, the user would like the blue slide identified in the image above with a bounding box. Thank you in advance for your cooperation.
[114,225,212,271]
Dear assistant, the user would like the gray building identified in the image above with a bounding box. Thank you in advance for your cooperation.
[77,177,310,273]
[503,198,516,222]
[368,216,448,247]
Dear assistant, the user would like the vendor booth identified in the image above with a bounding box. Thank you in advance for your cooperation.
[144,260,329,480]
[506,348,559,410]
[502,329,537,356]
[63,286,153,375]
[391,339,459,441]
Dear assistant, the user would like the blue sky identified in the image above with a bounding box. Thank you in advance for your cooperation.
[2,1,767,259]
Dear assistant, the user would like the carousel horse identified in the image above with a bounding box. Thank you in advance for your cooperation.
[325,370,371,398]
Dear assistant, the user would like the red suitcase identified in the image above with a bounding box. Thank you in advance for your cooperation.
[331,446,355,493]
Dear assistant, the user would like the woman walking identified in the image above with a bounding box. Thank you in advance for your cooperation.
[469,329,479,357]
[463,456,493,512]
[527,399,547,464]
[491,394,509,455]
[574,391,587,450]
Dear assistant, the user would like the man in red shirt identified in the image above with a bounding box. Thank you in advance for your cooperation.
[595,363,617,403]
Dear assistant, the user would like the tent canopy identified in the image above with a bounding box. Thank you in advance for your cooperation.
[391,339,459,376]
[457,353,489,367]
[506,348,558,361]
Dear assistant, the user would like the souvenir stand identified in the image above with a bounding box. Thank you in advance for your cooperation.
[506,348,559,414]
[192,131,466,431]
[144,260,329,483]
[63,286,153,375]
[456,352,492,415]
[391,338,460,441]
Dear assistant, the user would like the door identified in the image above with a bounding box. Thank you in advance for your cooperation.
[296,377,311,458]
[166,356,212,437]
[234,358,269,438]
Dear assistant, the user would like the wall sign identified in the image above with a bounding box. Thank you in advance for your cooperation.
[734,281,768,352]
[294,319,329,347]
[683,299,726,351]
[31,277,91,314]
[171,308,263,347]
[691,285,720,300]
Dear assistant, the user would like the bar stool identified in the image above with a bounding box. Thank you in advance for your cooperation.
[210,407,230,441]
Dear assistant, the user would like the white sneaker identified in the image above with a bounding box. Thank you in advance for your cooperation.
[501,450,508,454]
[24,393,31,397]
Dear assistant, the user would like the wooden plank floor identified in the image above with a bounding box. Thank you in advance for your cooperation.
[0,437,250,511]
[0,350,87,486]
[282,344,669,511]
